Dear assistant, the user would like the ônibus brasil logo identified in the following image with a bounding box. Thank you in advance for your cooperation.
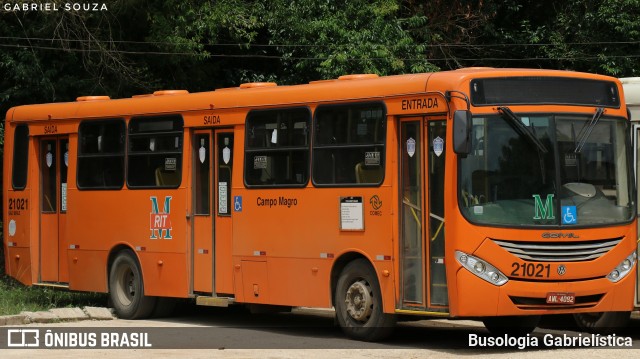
[150,196,172,239]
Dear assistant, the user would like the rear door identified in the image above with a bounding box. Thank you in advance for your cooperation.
[39,136,69,283]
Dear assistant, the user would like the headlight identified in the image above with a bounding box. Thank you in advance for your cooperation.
[607,251,637,283]
[455,250,508,286]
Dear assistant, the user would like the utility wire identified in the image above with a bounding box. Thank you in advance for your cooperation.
[1,42,639,62]
[1,35,640,48]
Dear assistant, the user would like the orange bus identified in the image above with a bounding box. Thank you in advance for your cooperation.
[621,77,640,318]
[3,68,637,341]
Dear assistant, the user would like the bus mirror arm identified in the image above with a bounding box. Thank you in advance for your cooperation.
[453,110,472,156]
[445,90,470,110]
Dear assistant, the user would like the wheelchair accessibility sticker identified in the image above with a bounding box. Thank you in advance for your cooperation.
[234,196,243,212]
[562,206,577,225]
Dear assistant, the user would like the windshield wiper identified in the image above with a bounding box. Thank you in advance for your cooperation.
[497,106,548,154]
[574,107,604,153]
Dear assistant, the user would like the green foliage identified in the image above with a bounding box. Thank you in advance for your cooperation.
[263,0,438,82]
[476,0,640,76]
[1,0,638,113]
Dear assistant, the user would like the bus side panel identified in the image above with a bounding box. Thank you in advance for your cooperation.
[372,260,396,313]
[5,189,33,284]
[6,247,32,285]
[266,258,331,308]
[232,188,396,310]
[67,249,108,292]
[138,252,189,298]
[238,260,269,304]
[67,190,189,297]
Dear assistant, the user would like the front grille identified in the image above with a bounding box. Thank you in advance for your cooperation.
[493,238,622,262]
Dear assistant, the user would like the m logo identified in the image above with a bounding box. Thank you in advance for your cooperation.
[150,196,173,240]
[533,194,555,220]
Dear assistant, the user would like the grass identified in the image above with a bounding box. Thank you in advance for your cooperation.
[0,275,108,316]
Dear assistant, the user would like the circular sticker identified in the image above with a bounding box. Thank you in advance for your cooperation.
[8,219,17,237]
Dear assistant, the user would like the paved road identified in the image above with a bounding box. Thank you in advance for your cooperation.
[2,305,640,358]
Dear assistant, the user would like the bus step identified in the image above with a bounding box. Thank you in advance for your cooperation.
[196,296,233,307]
[33,282,70,289]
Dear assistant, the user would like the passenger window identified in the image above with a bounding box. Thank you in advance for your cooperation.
[195,134,210,215]
[244,108,310,187]
[77,119,125,189]
[217,133,234,215]
[313,103,385,186]
[12,124,29,190]
[41,140,57,213]
[127,115,183,188]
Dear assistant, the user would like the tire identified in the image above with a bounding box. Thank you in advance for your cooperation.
[109,250,156,319]
[573,312,630,334]
[334,259,396,341]
[482,315,540,336]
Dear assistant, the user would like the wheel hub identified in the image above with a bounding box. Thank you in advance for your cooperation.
[127,271,135,297]
[345,280,373,322]
[115,267,135,306]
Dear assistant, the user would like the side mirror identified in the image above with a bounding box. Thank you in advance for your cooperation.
[453,110,472,155]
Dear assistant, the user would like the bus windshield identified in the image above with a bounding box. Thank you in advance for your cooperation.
[459,112,634,227]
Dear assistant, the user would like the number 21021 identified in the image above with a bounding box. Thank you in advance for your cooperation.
[511,262,551,278]
[8,198,28,211]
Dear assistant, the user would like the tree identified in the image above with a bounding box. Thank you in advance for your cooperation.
[474,0,640,76]
[262,0,438,83]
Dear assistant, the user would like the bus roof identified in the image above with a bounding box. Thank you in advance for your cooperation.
[7,68,622,123]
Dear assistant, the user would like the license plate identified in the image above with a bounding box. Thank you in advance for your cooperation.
[546,292,576,305]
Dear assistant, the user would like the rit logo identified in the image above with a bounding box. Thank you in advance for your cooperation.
[150,196,173,239]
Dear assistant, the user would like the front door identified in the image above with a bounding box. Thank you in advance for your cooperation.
[39,136,69,283]
[192,129,235,295]
[399,117,447,310]
[633,123,640,307]
[399,118,424,306]
[426,119,447,307]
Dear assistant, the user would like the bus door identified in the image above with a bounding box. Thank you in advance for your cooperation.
[634,123,640,219]
[39,136,69,283]
[192,129,234,295]
[399,117,448,310]
[633,123,640,307]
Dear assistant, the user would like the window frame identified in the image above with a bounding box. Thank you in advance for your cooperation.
[193,132,211,215]
[243,106,312,188]
[126,115,184,189]
[311,101,387,188]
[12,124,29,190]
[76,118,126,190]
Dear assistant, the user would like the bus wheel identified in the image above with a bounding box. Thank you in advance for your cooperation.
[573,312,630,334]
[482,315,540,336]
[334,259,396,341]
[109,250,156,319]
